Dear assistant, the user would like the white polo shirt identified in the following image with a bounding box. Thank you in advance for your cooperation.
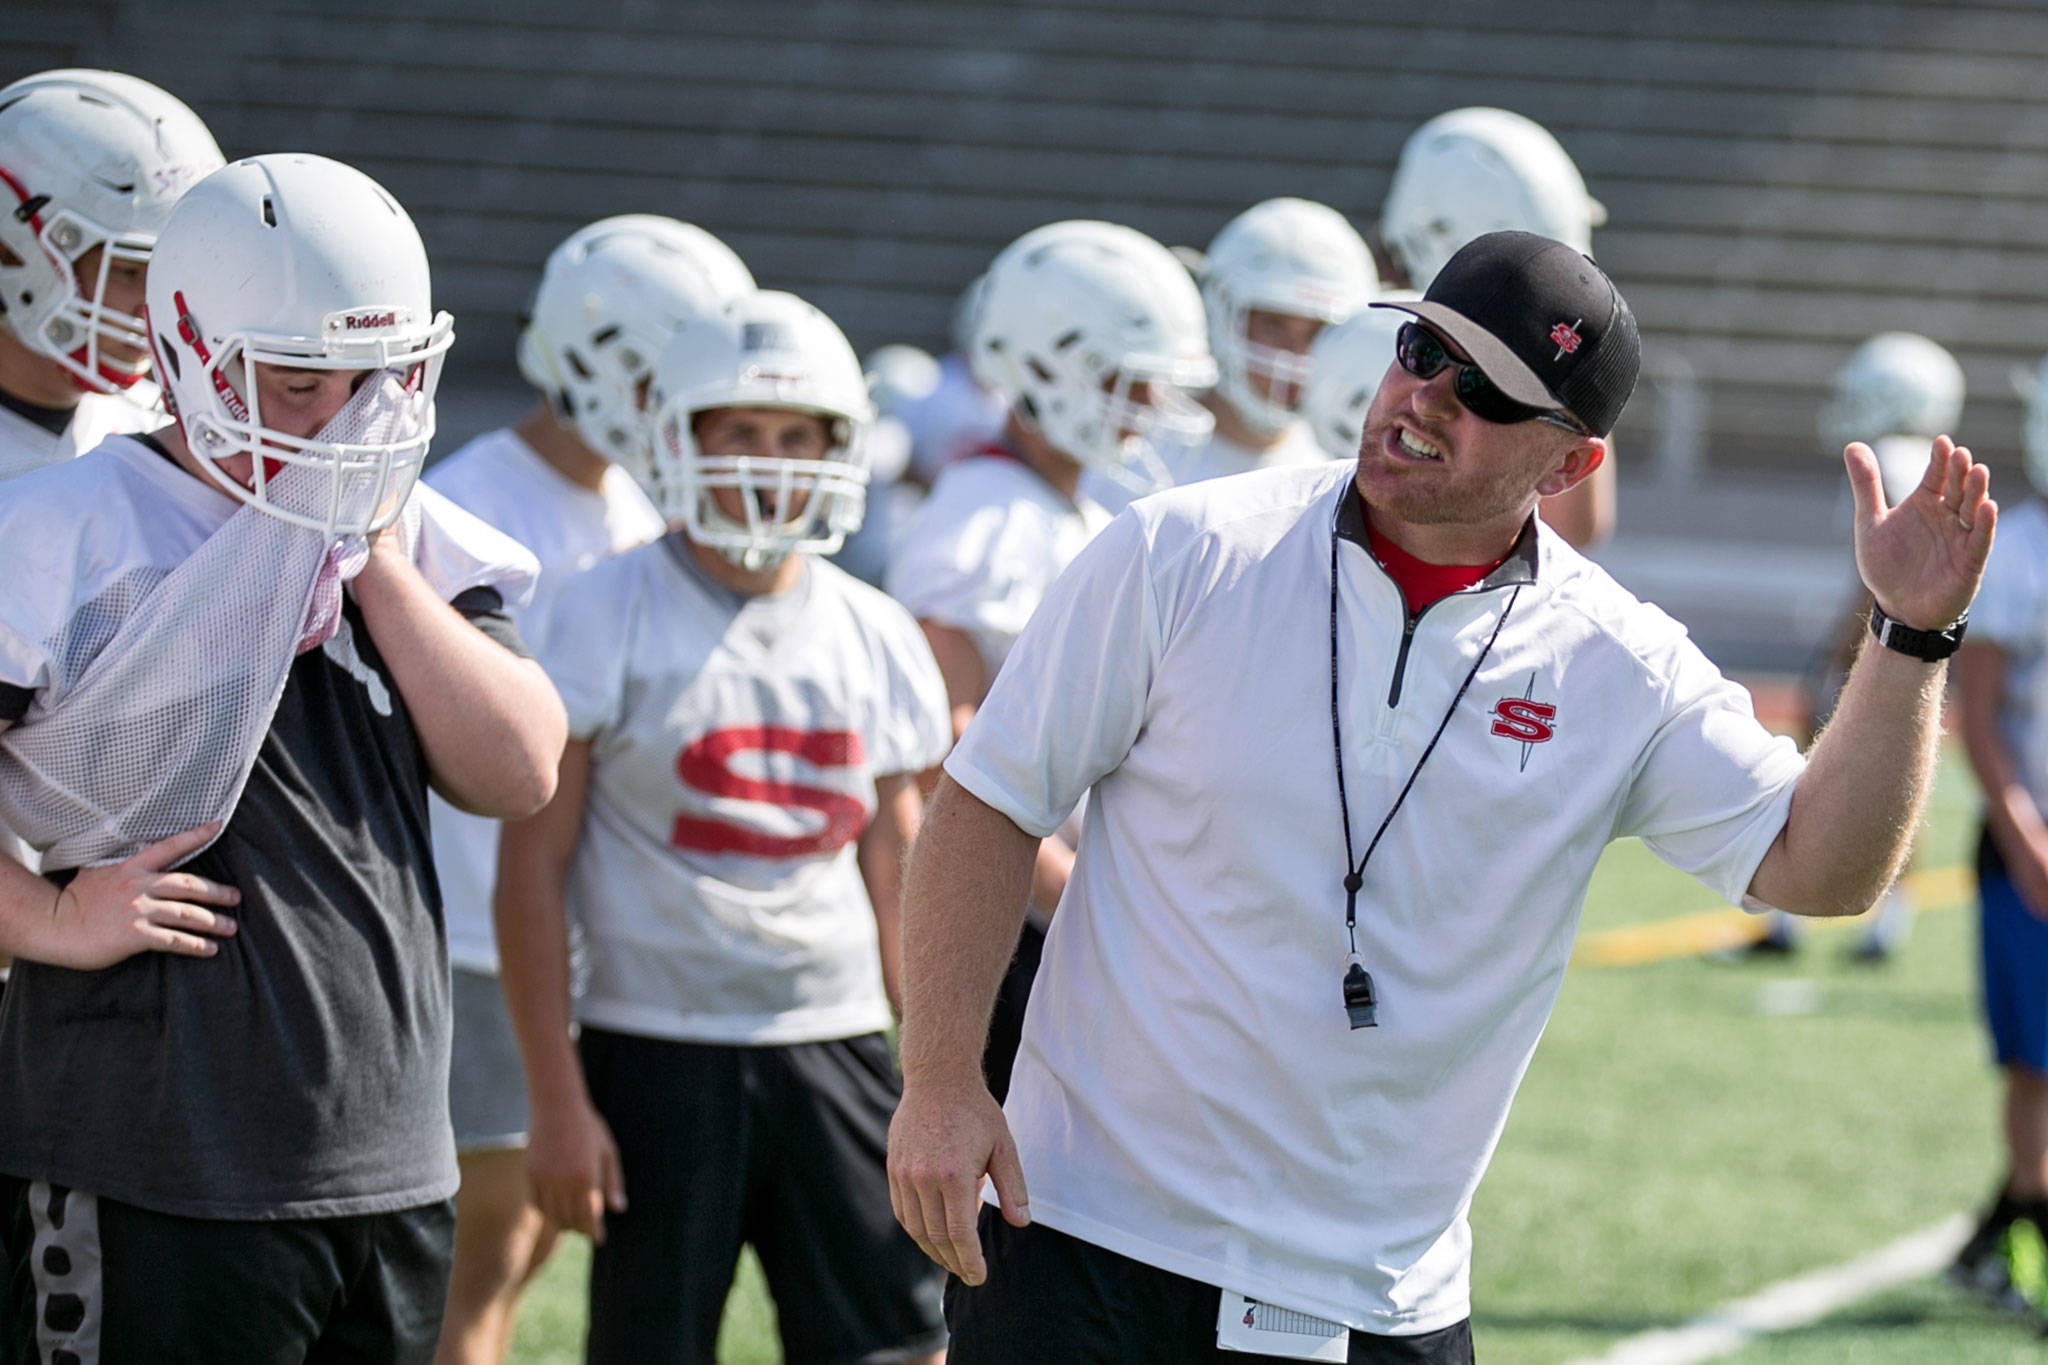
[946,460,1803,1334]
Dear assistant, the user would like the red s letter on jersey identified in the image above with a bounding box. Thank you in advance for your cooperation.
[1490,698,1557,744]
[671,726,867,857]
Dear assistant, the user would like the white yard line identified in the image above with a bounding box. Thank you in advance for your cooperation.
[1569,1214,1971,1365]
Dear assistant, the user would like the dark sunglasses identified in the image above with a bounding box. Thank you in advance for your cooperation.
[1394,321,1591,435]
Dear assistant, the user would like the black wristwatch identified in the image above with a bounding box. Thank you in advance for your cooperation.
[1868,601,1968,662]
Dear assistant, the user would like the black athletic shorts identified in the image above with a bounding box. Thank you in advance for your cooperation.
[580,1027,947,1365]
[982,920,1046,1104]
[0,1176,453,1364]
[946,1209,1474,1364]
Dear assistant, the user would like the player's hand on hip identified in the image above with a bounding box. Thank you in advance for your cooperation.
[1846,435,1996,631]
[32,823,239,971]
[887,1074,1029,1286]
[525,1093,627,1245]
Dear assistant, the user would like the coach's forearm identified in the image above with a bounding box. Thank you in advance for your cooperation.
[1747,639,1944,917]
[898,774,1041,1088]
[350,544,566,819]
[0,845,53,960]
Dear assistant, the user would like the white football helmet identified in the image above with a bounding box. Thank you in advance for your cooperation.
[145,154,454,535]
[1200,198,1379,437]
[648,290,873,569]
[1818,332,1962,453]
[1380,108,1607,289]
[0,69,223,393]
[1300,294,1417,460]
[517,214,753,467]
[972,220,1217,478]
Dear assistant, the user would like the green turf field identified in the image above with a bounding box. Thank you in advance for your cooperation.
[508,746,2036,1363]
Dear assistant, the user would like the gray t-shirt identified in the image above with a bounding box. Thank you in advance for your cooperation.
[0,574,521,1220]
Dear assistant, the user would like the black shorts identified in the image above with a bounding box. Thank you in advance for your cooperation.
[0,1176,452,1364]
[580,1027,946,1365]
[982,920,1046,1104]
[946,1210,1474,1364]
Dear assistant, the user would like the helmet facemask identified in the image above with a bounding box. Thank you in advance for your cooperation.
[0,184,157,393]
[157,297,453,536]
[655,401,870,573]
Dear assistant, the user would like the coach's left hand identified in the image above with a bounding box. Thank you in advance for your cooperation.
[1847,435,1995,631]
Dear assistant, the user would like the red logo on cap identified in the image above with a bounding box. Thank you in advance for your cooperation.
[1550,320,1583,360]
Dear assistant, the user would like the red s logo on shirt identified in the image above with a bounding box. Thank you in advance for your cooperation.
[671,726,866,857]
[1490,697,1557,744]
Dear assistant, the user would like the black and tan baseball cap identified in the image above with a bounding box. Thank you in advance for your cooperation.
[1372,230,1640,437]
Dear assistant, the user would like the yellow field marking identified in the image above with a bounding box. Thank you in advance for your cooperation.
[1571,862,1975,970]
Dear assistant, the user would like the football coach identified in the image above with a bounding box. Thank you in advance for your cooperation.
[887,231,1993,1363]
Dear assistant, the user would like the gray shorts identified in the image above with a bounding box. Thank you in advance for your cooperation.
[448,966,530,1153]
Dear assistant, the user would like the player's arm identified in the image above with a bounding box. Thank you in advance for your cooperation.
[349,533,566,820]
[1747,438,1993,917]
[918,619,1074,914]
[493,738,625,1244]
[1955,642,2048,916]
[887,774,1035,1286]
[859,771,921,1018]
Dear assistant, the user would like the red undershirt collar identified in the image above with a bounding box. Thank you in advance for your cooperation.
[1352,490,1510,616]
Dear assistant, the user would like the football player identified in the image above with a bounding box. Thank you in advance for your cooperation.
[886,219,1216,1100]
[1085,197,1376,512]
[497,290,952,1364]
[0,153,563,1362]
[1300,299,1415,462]
[423,214,749,1365]
[1753,333,1967,961]
[1379,106,1615,548]
[0,69,221,480]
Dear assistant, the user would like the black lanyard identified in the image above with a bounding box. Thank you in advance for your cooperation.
[1328,503,1519,1030]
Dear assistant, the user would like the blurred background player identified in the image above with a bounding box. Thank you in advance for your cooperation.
[0,152,563,1363]
[0,69,220,480]
[886,219,1216,1101]
[894,273,1007,489]
[422,213,750,1365]
[1752,332,1965,960]
[496,289,952,1365]
[1086,197,1377,512]
[832,342,934,586]
[1378,106,1615,548]
[1301,299,1415,462]
[1951,350,2048,1308]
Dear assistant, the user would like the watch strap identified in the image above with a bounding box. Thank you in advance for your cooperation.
[1868,601,1967,661]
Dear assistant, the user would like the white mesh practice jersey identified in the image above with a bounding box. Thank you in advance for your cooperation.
[0,384,162,484]
[424,428,665,974]
[535,539,951,1044]
[886,454,1111,679]
[1084,418,1333,516]
[0,436,537,869]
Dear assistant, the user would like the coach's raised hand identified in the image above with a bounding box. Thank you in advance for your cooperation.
[1847,434,1994,632]
[0,822,239,969]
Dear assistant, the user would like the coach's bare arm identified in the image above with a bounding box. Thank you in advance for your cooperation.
[886,773,1036,1285]
[350,531,566,819]
[1748,436,1994,918]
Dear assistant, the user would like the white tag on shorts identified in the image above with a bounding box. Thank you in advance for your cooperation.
[1216,1290,1350,1360]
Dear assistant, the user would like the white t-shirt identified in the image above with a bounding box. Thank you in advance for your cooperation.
[1970,497,2048,807]
[946,461,1805,1334]
[0,384,162,483]
[535,539,951,1045]
[1084,418,1333,516]
[422,428,665,974]
[887,454,1111,679]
